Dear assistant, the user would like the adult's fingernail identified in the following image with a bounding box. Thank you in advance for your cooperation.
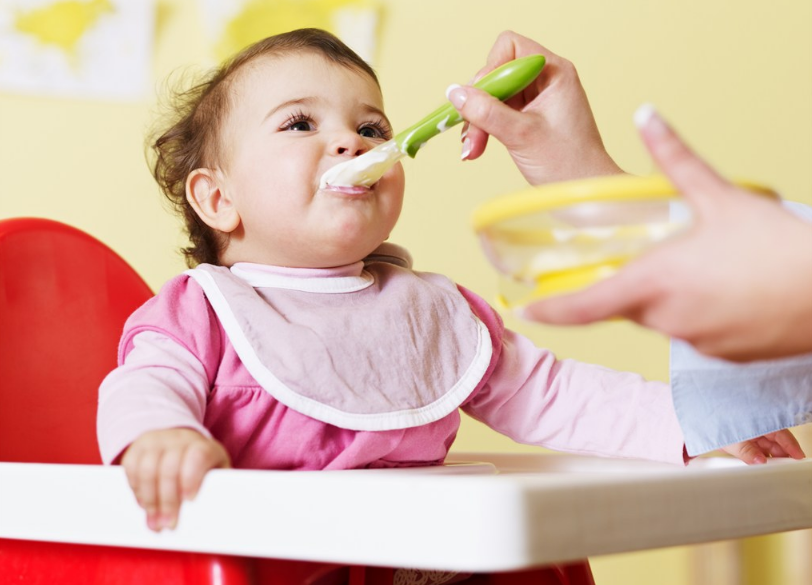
[634,103,667,135]
[633,103,656,127]
[445,83,462,100]
[753,454,767,465]
[446,85,467,109]
[461,138,472,160]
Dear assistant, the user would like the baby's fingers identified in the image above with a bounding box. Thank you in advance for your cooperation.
[179,440,231,503]
[157,448,184,531]
[121,447,142,501]
[126,449,162,529]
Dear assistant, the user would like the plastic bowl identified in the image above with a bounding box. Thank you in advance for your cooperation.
[472,174,776,309]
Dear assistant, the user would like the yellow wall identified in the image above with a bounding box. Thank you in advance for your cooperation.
[1,1,810,584]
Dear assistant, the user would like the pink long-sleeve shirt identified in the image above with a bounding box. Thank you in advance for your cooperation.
[97,255,686,468]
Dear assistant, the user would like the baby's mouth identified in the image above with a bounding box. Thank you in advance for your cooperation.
[321,184,374,196]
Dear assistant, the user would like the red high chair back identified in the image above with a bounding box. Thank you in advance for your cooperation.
[0,217,152,463]
[0,218,263,583]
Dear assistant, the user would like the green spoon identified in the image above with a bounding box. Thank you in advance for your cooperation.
[319,54,546,189]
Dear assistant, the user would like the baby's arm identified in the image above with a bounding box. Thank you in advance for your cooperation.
[463,328,687,464]
[98,330,230,531]
[464,326,805,466]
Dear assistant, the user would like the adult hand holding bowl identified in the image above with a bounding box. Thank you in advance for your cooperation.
[472,173,777,310]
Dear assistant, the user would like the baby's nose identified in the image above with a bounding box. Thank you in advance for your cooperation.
[331,132,368,157]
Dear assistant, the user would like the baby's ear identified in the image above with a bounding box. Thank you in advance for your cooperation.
[186,168,240,233]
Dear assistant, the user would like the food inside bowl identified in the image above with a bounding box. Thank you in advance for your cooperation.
[472,175,776,309]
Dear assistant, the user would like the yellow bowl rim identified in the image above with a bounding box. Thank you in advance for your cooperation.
[472,174,777,232]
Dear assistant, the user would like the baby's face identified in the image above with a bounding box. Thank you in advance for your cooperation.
[213,52,405,267]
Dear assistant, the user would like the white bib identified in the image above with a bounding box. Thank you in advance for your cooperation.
[185,251,492,431]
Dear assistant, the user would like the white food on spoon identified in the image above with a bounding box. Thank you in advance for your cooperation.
[319,141,404,189]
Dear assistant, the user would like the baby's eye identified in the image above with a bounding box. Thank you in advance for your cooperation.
[358,126,381,138]
[358,120,391,140]
[288,120,313,131]
[281,111,315,132]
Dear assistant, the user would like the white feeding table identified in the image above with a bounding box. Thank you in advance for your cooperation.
[1,452,810,571]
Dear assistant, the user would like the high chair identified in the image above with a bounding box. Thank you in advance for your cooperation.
[0,218,594,585]
[0,217,152,465]
[0,217,261,583]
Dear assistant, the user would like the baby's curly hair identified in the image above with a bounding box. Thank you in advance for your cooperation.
[149,28,379,267]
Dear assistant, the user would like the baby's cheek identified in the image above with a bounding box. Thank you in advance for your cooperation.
[386,163,406,207]
[390,161,406,187]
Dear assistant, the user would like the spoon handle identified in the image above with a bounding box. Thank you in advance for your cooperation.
[394,54,546,158]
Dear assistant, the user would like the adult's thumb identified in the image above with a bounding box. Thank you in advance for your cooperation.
[634,104,729,213]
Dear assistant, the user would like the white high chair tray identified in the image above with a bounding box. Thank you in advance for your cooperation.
[1,453,810,571]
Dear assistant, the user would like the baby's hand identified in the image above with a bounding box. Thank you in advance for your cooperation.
[721,430,805,465]
[120,428,231,531]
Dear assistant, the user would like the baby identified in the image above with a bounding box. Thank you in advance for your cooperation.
[97,28,803,533]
